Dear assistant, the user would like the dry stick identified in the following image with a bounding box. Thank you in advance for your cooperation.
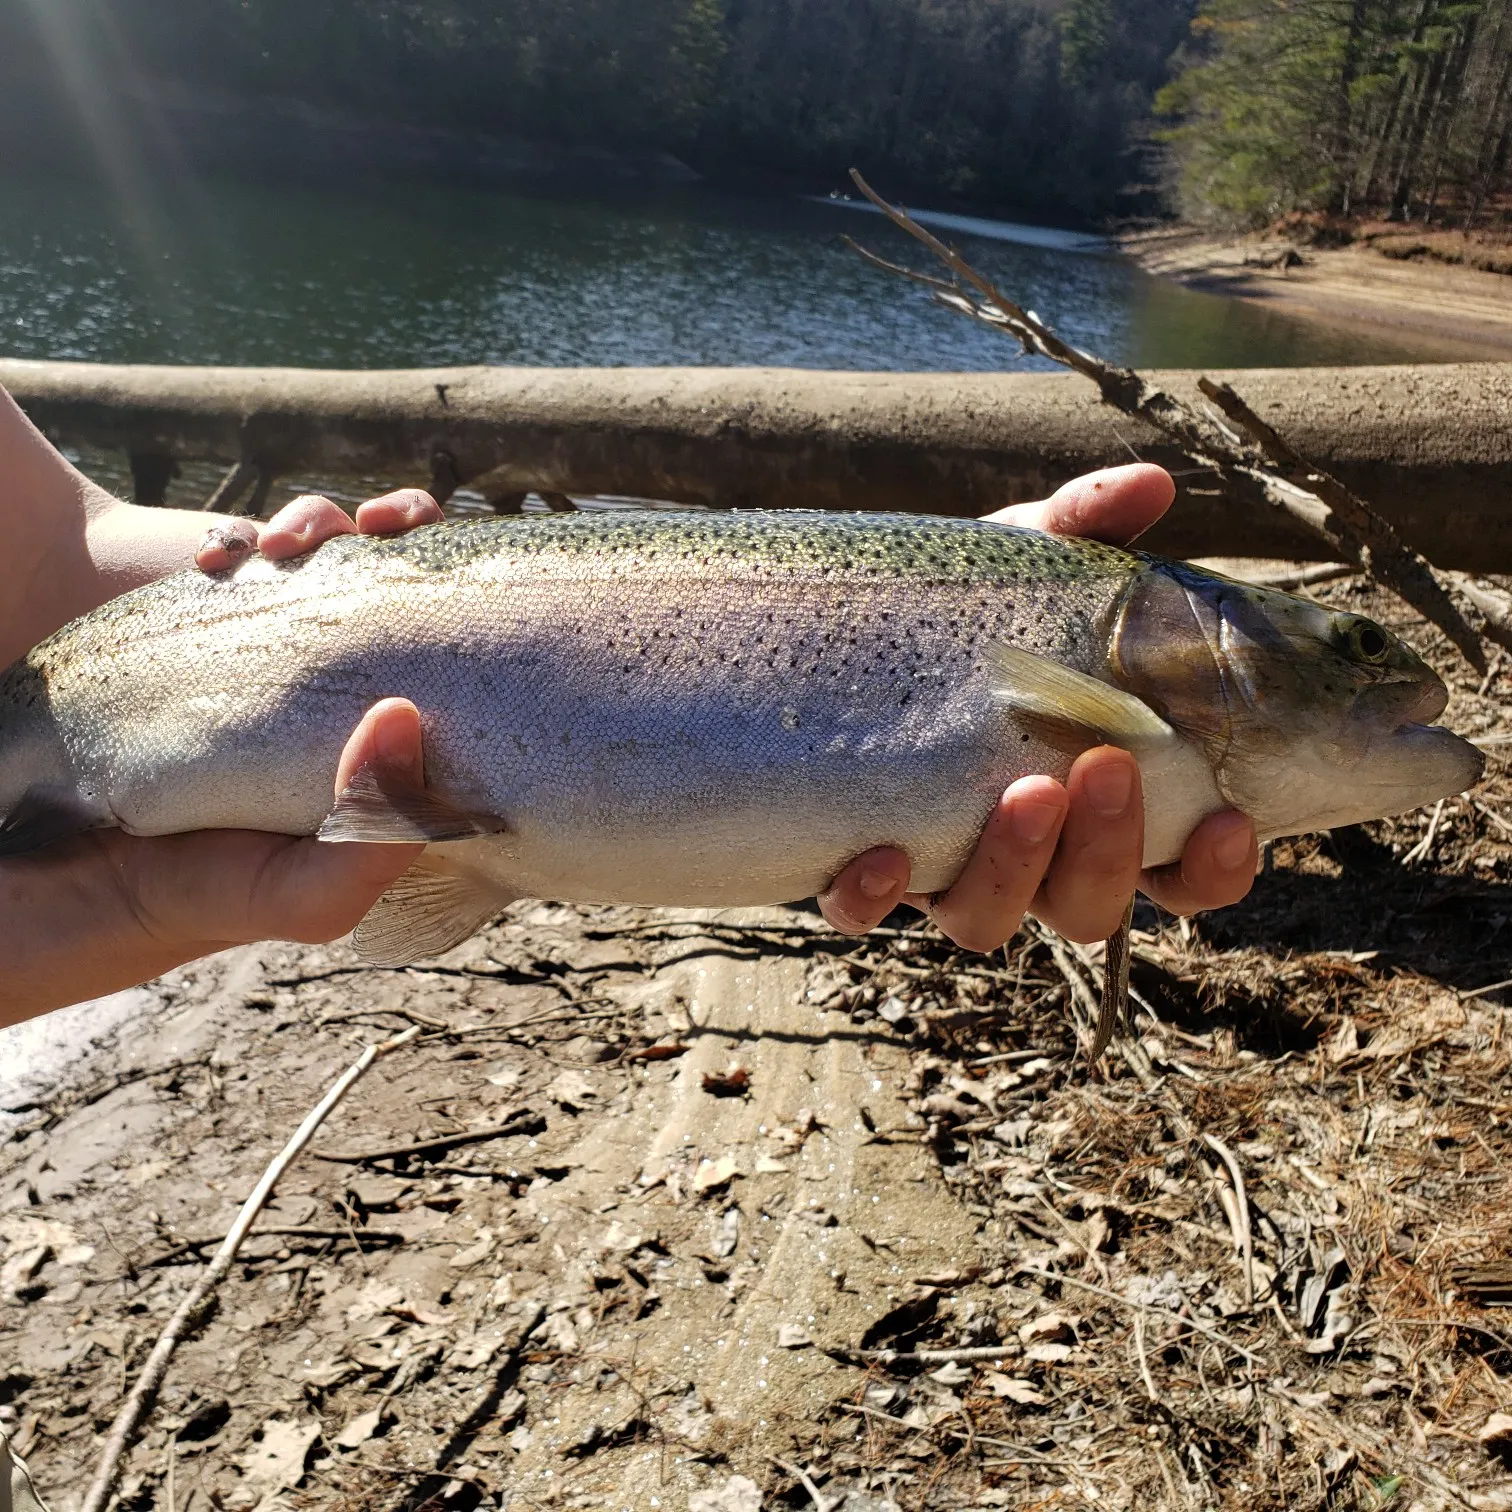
[828,1343,1024,1366]
[845,168,1487,673]
[308,1104,543,1165]
[1196,378,1489,668]
[1203,1132,1256,1308]
[144,1224,407,1268]
[80,1025,420,1512]
[771,1456,835,1512]
[1133,1313,1161,1404]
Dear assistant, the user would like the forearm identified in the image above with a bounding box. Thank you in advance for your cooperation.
[0,385,243,664]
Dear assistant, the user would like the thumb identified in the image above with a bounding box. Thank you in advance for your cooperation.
[241,699,428,943]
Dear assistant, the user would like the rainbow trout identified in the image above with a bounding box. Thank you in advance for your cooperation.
[0,512,1483,968]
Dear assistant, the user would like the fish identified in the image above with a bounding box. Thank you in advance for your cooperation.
[0,511,1484,983]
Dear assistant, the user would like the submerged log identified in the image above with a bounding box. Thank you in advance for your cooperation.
[3,358,1511,566]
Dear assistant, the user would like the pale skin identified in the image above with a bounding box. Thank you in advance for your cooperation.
[0,384,1256,1024]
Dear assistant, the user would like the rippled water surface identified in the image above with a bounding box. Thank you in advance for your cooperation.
[0,175,1447,372]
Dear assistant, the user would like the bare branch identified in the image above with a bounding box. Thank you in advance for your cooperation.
[846,168,1488,672]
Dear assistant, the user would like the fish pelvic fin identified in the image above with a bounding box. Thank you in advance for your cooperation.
[353,858,516,967]
[0,785,106,858]
[318,763,508,845]
[985,643,1175,755]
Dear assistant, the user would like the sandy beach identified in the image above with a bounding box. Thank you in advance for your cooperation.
[1122,224,1512,360]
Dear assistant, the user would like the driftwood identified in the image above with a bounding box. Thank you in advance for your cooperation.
[5,357,1512,569]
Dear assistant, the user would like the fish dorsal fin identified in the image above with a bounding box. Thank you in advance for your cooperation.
[985,643,1175,754]
[353,860,516,967]
[318,764,507,845]
[0,787,103,858]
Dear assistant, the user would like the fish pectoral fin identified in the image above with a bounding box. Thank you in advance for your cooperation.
[0,786,105,858]
[353,860,516,967]
[318,763,507,845]
[985,643,1175,754]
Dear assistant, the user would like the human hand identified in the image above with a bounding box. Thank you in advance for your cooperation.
[0,699,425,1023]
[818,463,1258,949]
[195,487,445,571]
[0,490,446,1025]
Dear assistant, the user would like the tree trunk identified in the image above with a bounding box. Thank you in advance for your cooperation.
[6,358,1512,568]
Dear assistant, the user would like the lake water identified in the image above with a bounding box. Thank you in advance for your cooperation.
[0,174,1451,374]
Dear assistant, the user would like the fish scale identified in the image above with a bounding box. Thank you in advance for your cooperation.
[0,510,1482,969]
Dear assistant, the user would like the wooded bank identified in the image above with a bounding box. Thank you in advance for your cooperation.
[6,358,1511,568]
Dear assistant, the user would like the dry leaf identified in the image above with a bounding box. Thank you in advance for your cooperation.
[237,1417,320,1500]
[334,1408,384,1450]
[701,1063,751,1097]
[693,1157,739,1195]
[1023,1342,1073,1365]
[981,1372,1047,1405]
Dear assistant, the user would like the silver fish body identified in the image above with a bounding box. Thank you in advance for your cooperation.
[0,511,1483,964]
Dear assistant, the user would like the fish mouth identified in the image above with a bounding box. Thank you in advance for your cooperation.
[1365,676,1449,731]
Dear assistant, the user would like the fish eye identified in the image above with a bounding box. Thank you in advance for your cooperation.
[1342,617,1390,663]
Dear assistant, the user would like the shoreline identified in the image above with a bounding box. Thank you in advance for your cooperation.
[1120,224,1512,361]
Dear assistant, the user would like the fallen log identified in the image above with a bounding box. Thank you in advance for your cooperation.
[4,358,1511,567]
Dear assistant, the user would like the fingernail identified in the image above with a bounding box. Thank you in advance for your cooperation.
[1084,763,1133,818]
[375,718,413,768]
[858,865,896,901]
[199,525,253,559]
[1214,822,1252,872]
[1010,798,1061,846]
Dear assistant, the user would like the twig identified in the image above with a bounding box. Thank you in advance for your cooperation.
[1197,378,1485,670]
[772,1456,834,1512]
[1092,897,1134,1061]
[1017,1263,1262,1364]
[79,1025,420,1512]
[1459,577,1512,655]
[1134,1313,1160,1404]
[1241,562,1355,590]
[1203,1133,1255,1307]
[847,168,1487,672]
[827,1343,1023,1366]
[1403,798,1447,866]
[1459,976,1512,1002]
[309,1104,544,1164]
[143,1224,406,1267]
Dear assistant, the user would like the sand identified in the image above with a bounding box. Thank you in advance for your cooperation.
[1122,224,1512,361]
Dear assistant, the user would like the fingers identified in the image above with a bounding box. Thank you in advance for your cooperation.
[819,846,912,934]
[1141,809,1257,917]
[1032,746,1144,943]
[195,520,259,573]
[333,697,425,794]
[197,489,445,576]
[906,776,1070,953]
[982,464,1175,546]
[355,488,444,536]
[256,494,360,561]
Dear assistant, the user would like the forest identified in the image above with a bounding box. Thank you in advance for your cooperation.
[0,0,1507,228]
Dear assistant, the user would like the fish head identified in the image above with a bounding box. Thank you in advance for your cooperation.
[1111,561,1484,841]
